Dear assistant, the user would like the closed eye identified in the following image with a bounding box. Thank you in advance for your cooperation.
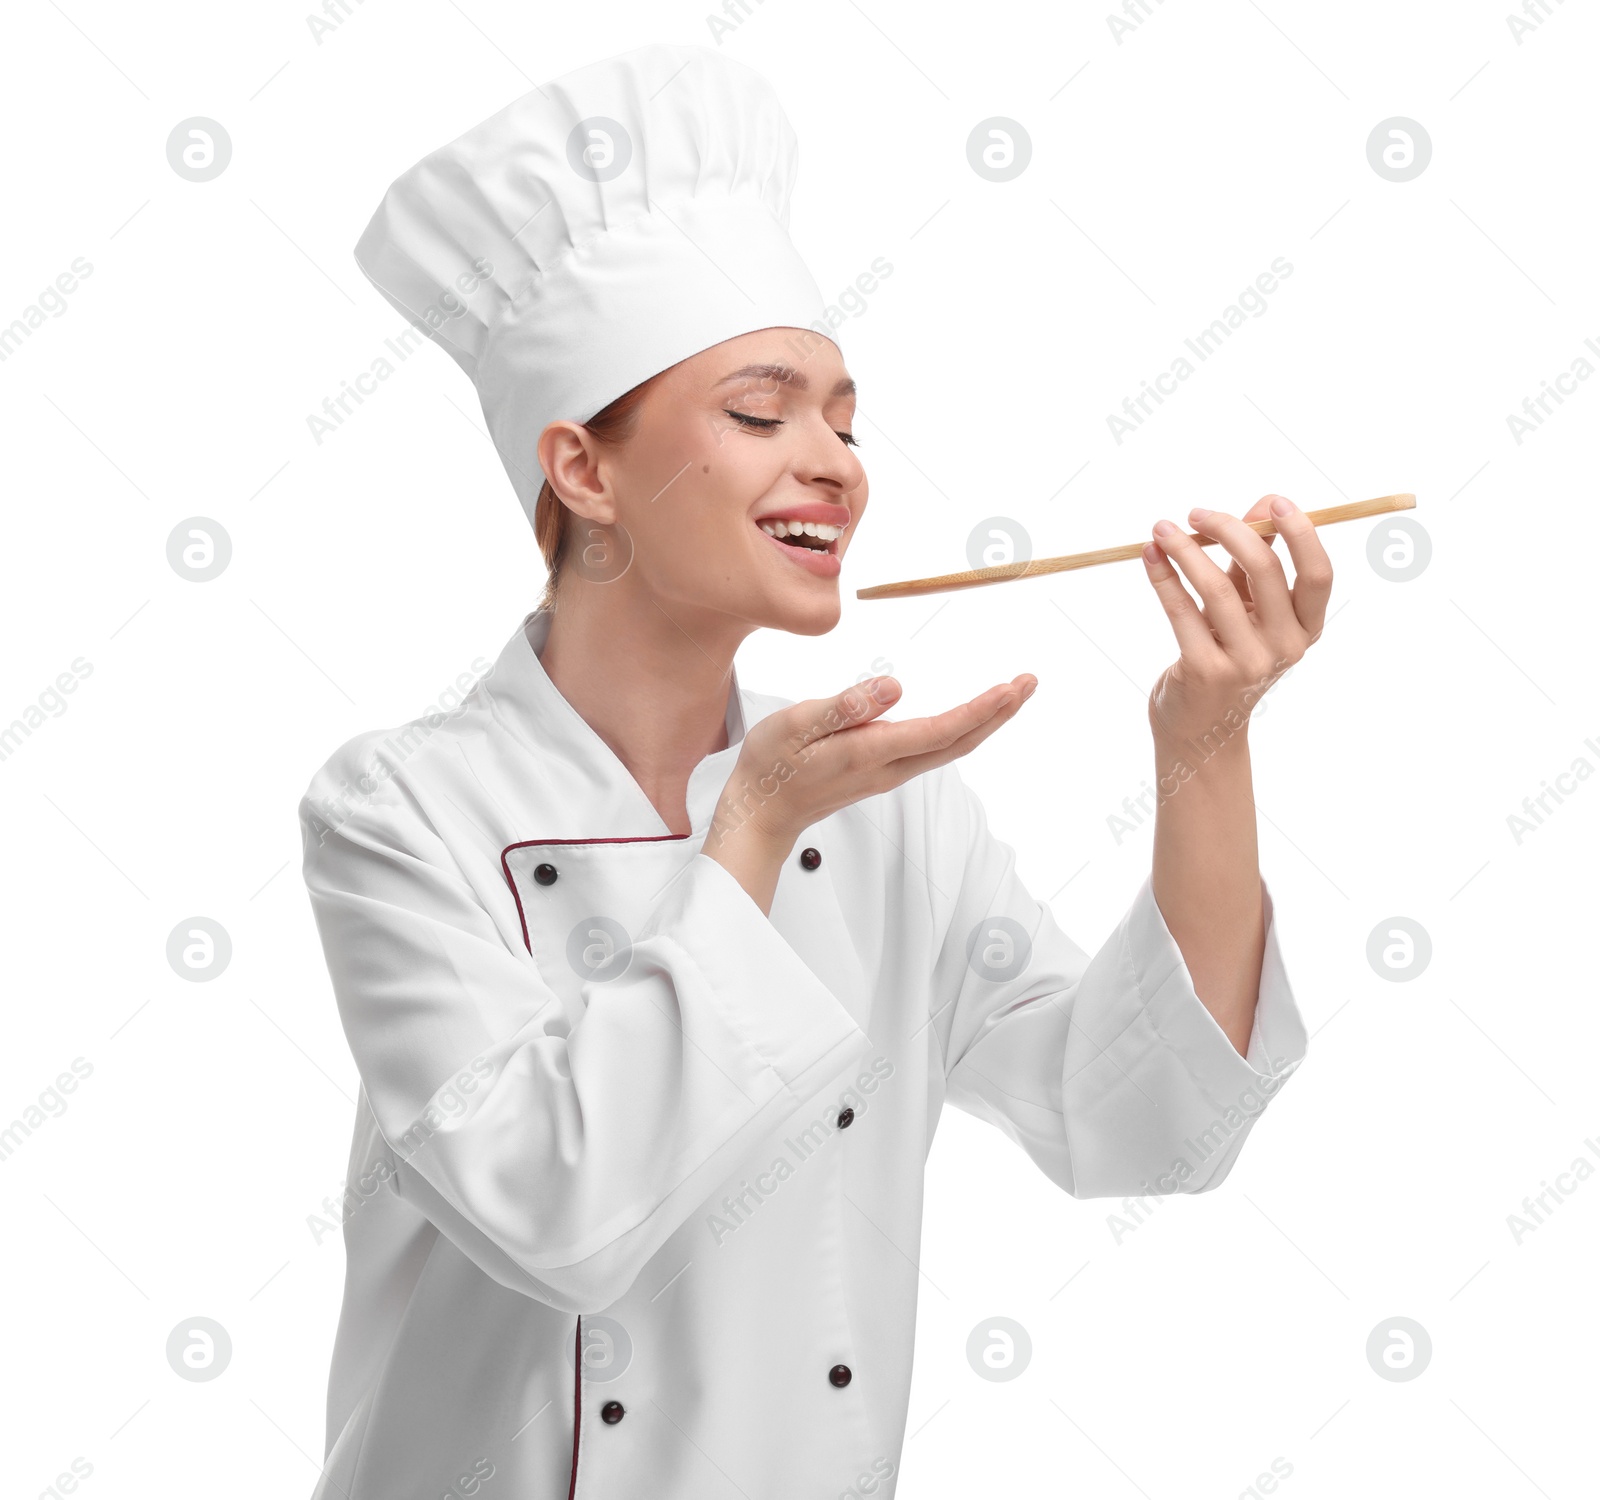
[723,410,860,448]
[724,410,782,431]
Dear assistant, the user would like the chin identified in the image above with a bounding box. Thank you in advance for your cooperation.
[761,590,842,637]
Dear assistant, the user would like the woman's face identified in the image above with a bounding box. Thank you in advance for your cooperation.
[549,327,868,638]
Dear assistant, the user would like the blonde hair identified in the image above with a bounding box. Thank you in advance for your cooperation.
[534,376,656,612]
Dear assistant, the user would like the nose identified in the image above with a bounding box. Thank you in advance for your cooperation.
[800,414,865,493]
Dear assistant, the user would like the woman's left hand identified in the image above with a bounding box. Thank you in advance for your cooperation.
[1142,494,1332,746]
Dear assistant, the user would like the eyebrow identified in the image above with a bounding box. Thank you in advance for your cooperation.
[716,363,856,398]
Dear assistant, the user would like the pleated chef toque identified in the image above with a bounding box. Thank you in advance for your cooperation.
[352,41,834,531]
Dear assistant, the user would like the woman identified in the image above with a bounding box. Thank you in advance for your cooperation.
[300,42,1321,1500]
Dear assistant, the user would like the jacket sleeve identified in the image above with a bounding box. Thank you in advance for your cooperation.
[926,763,1307,1198]
[298,780,873,1313]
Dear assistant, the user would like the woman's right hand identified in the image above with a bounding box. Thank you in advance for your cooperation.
[702,672,1038,912]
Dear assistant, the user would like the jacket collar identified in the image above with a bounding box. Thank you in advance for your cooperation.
[482,606,750,836]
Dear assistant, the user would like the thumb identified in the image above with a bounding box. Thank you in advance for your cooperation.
[842,674,901,722]
[782,675,901,757]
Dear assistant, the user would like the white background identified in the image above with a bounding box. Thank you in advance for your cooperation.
[2,1,1595,1496]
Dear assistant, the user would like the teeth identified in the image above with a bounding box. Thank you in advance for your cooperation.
[758,520,844,541]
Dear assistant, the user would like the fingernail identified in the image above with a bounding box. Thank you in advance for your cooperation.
[869,676,897,703]
[1021,679,1037,700]
[1153,519,1178,537]
[1271,496,1294,517]
[1189,507,1211,523]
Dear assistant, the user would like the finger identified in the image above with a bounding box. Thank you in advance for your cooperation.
[1142,534,1226,664]
[1264,495,1334,639]
[1153,517,1256,655]
[880,678,1035,782]
[783,676,902,755]
[1188,504,1297,640]
[868,676,1036,766]
[1224,497,1278,607]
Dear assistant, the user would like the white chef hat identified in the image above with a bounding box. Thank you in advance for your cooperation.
[352,41,834,531]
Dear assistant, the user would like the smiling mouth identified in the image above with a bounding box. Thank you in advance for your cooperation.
[754,519,844,556]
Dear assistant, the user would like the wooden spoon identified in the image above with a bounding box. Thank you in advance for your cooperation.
[855,493,1415,601]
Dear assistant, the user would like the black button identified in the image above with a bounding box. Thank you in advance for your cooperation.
[601,1400,625,1424]
[534,863,558,886]
[836,1107,855,1129]
[828,1364,852,1387]
[800,847,821,870]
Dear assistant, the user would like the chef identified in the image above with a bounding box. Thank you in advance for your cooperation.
[299,41,1313,1500]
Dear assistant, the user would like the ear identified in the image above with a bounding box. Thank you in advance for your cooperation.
[537,420,618,527]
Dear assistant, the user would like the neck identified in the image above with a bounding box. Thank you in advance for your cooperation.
[537,581,747,832]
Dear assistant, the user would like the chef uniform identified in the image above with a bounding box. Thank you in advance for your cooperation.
[300,41,1309,1500]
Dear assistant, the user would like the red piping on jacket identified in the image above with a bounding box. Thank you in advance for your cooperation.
[502,833,692,1500]
[500,833,691,955]
[567,1314,581,1500]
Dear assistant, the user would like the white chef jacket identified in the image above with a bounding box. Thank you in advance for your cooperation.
[296,605,1308,1500]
